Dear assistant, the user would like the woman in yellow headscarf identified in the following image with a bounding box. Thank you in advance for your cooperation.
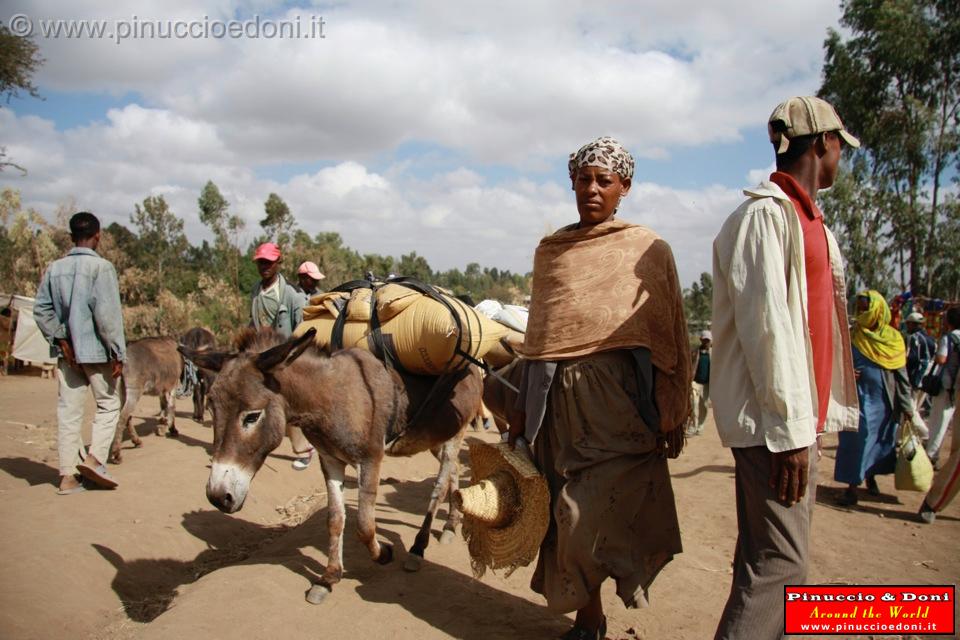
[835,290,916,506]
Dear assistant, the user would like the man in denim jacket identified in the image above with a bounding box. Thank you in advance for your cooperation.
[34,212,126,494]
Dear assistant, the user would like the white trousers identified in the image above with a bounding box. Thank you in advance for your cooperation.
[57,360,122,476]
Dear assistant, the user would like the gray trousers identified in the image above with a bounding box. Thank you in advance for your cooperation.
[57,359,122,476]
[714,444,818,640]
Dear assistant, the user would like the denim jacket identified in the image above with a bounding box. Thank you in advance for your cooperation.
[33,248,126,363]
[249,274,304,338]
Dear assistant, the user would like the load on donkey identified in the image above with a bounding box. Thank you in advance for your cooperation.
[180,277,511,604]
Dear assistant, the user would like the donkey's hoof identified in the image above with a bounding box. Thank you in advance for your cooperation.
[132,439,143,448]
[305,584,331,605]
[109,452,122,465]
[166,426,180,438]
[403,551,423,572]
[376,542,394,565]
[439,529,457,545]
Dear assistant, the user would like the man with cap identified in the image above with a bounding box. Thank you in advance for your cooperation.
[296,261,325,300]
[711,97,860,639]
[685,329,712,436]
[905,311,936,398]
[250,242,313,469]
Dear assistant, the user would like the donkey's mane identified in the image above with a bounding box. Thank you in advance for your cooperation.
[233,326,285,353]
[232,326,329,360]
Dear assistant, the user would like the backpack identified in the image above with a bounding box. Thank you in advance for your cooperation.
[920,332,960,397]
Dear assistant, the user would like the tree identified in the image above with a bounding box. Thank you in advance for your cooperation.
[819,0,960,295]
[260,192,296,247]
[683,272,713,332]
[0,25,44,173]
[198,180,229,242]
[131,195,188,299]
[819,165,894,297]
[398,251,433,282]
[0,188,59,295]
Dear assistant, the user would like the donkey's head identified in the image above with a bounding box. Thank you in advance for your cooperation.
[179,327,316,513]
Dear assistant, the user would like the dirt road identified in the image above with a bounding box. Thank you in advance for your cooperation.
[0,371,956,639]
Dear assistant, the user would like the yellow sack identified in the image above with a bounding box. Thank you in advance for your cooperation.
[894,419,934,492]
[296,285,509,375]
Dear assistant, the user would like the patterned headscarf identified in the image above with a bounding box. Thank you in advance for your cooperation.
[851,289,906,370]
[568,136,635,181]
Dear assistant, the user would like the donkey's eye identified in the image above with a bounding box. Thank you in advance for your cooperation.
[242,411,262,427]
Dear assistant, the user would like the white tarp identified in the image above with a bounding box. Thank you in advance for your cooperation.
[475,299,528,333]
[1,294,57,367]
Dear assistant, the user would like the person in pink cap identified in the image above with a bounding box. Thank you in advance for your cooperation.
[296,261,325,299]
[250,242,313,469]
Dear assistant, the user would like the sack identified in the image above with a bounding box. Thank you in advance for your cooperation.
[295,282,510,375]
[920,369,943,397]
[894,419,934,492]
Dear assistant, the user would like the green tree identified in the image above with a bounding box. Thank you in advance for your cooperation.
[198,180,229,244]
[131,195,188,299]
[819,0,960,295]
[0,188,59,295]
[0,25,44,173]
[820,164,894,297]
[198,180,245,314]
[683,272,713,332]
[261,192,296,247]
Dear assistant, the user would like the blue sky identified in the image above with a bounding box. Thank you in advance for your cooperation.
[1,0,844,286]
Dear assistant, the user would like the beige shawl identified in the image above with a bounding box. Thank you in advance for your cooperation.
[520,219,691,431]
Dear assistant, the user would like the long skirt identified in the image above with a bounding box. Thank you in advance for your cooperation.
[834,346,898,485]
[531,351,682,613]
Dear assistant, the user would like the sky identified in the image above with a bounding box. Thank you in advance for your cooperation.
[1,0,845,287]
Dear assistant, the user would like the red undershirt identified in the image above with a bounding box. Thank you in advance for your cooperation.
[771,172,834,433]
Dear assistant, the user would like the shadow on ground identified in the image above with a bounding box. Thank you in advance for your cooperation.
[0,456,59,486]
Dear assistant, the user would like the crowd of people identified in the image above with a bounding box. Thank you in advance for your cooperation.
[28,94,958,640]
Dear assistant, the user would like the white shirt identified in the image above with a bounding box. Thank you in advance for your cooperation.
[711,180,859,452]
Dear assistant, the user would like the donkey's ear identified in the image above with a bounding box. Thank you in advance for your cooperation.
[255,328,317,374]
[179,345,235,372]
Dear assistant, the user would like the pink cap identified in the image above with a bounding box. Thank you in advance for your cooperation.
[297,261,325,280]
[253,242,282,262]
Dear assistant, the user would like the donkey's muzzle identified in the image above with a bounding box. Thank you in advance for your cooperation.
[207,461,251,513]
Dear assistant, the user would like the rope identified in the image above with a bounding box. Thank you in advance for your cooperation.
[176,359,200,398]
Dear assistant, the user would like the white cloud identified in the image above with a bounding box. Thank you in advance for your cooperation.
[1,0,847,287]
[7,0,840,165]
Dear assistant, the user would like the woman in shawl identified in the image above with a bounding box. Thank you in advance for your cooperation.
[510,137,690,640]
[834,290,915,506]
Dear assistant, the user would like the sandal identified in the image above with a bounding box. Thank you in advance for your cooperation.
[560,616,606,640]
[57,475,87,495]
[292,447,315,470]
[836,487,858,507]
[77,461,119,489]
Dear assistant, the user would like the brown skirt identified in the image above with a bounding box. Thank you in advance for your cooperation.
[531,350,681,612]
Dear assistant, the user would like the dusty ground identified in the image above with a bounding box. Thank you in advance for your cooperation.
[0,369,957,640]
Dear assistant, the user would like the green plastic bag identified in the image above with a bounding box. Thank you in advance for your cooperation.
[894,419,934,492]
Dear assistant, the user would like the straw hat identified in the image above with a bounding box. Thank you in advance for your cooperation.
[455,440,549,578]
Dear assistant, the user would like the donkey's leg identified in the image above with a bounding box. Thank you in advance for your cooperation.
[307,451,347,605]
[356,459,392,565]
[165,389,179,437]
[110,385,141,463]
[404,436,461,571]
[439,430,466,545]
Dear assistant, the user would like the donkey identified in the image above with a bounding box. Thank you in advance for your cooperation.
[179,326,217,422]
[180,327,482,604]
[110,336,183,463]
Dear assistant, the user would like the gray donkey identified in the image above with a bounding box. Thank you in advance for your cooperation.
[180,327,482,604]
